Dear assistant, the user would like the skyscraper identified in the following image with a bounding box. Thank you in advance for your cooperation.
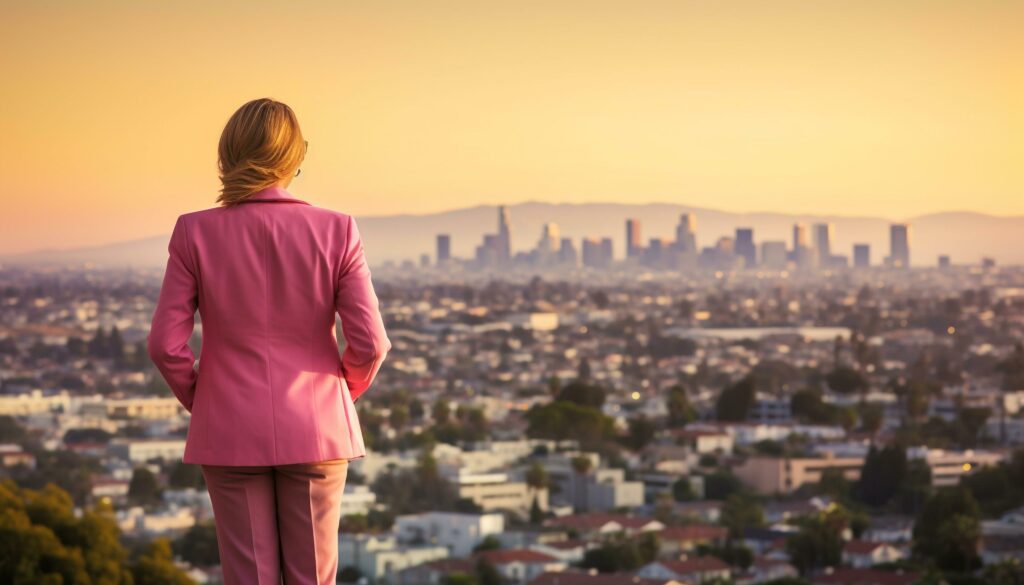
[581,237,612,268]
[888,224,911,268]
[626,218,642,259]
[792,223,815,269]
[813,223,834,267]
[853,244,871,268]
[676,213,698,253]
[760,241,788,270]
[497,205,512,265]
[436,234,451,265]
[536,222,560,265]
[734,228,756,269]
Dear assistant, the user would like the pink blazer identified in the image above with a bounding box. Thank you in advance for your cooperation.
[146,185,391,466]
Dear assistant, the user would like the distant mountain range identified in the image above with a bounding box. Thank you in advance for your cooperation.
[2,202,1022,269]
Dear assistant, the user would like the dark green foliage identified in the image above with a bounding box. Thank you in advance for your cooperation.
[825,366,868,394]
[128,467,163,507]
[716,375,756,422]
[525,401,615,445]
[720,493,764,538]
[172,521,219,567]
[580,532,660,573]
[912,486,982,573]
[703,471,743,500]
[667,384,697,427]
[856,444,908,507]
[556,379,606,409]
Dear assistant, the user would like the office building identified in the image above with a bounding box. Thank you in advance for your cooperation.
[497,206,512,265]
[888,223,911,268]
[938,255,951,269]
[853,244,870,268]
[582,237,612,268]
[792,223,815,269]
[626,218,642,259]
[813,223,834,267]
[558,237,579,266]
[760,241,788,270]
[676,213,698,253]
[734,228,756,268]
[436,234,451,265]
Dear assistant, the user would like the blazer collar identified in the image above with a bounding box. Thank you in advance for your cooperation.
[239,185,311,205]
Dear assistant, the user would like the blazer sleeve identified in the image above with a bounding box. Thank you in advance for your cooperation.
[147,215,199,413]
[335,214,392,402]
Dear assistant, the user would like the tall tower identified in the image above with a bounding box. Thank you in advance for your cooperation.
[813,223,834,267]
[853,244,871,268]
[792,223,815,269]
[436,234,451,265]
[889,223,911,268]
[537,222,560,263]
[497,205,512,264]
[676,213,697,253]
[626,218,642,258]
[734,228,756,268]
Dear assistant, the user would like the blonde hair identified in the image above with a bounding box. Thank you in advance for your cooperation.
[217,98,306,206]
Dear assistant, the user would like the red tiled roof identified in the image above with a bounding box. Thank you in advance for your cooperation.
[813,568,920,585]
[543,539,587,550]
[476,549,559,565]
[842,540,889,555]
[657,525,727,541]
[529,572,682,585]
[657,556,730,574]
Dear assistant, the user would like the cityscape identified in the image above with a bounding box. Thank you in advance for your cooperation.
[1,236,1023,584]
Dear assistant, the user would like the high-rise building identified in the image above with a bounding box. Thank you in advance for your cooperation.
[676,213,698,253]
[600,237,613,265]
[813,223,834,267]
[792,223,815,269]
[535,223,561,265]
[938,255,951,268]
[559,237,579,266]
[853,244,870,268]
[626,219,642,259]
[581,237,613,268]
[646,237,668,267]
[760,241,788,270]
[888,224,911,268]
[735,228,756,268]
[436,234,451,265]
[497,205,512,264]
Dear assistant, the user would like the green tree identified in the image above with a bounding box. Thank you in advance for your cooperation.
[856,444,907,507]
[912,486,982,573]
[625,416,656,451]
[721,493,764,538]
[173,521,219,567]
[825,366,868,394]
[130,538,195,585]
[716,375,756,422]
[128,467,162,507]
[667,384,697,427]
[983,559,1024,585]
[786,505,851,575]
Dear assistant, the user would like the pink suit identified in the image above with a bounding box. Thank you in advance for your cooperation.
[147,185,391,584]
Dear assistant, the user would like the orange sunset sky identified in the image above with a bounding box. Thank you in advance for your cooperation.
[0,0,1020,255]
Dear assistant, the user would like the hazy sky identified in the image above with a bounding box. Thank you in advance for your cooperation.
[0,0,1020,254]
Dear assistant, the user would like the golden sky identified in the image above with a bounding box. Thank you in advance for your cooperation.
[0,0,1020,254]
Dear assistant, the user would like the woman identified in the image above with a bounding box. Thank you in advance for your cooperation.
[147,98,391,585]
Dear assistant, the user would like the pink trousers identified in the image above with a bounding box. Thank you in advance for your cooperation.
[201,459,349,585]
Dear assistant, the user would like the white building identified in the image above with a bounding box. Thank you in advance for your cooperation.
[394,512,504,557]
[339,533,449,584]
[108,438,187,463]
